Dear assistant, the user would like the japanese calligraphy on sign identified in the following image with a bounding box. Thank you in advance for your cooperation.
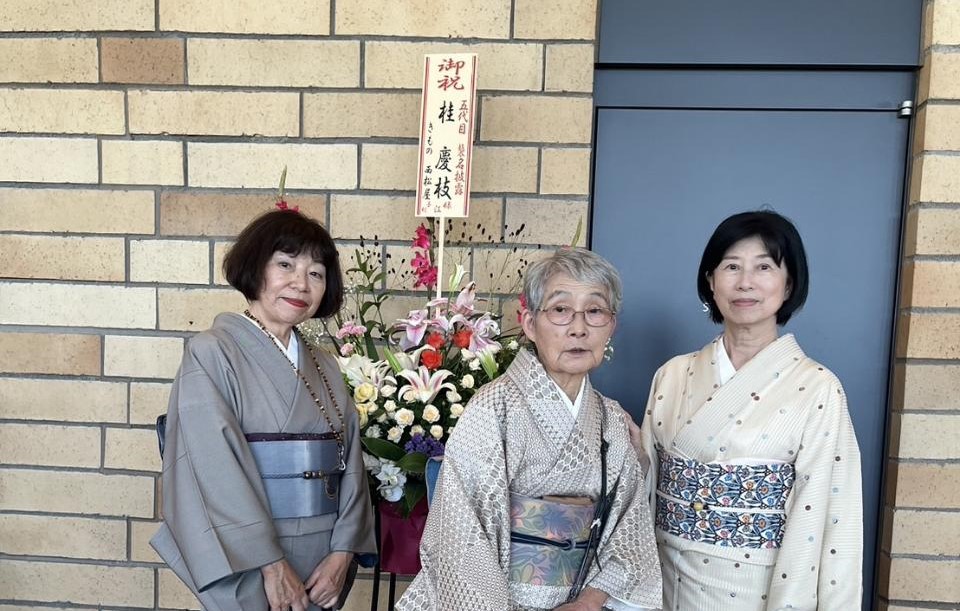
[415,53,478,218]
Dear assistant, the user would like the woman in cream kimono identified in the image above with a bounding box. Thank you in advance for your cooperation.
[151,210,376,611]
[637,211,863,610]
[398,248,663,611]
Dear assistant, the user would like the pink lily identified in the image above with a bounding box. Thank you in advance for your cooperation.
[395,309,431,350]
[396,366,456,404]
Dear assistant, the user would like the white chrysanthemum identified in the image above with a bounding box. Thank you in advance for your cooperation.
[507,340,519,351]
[386,426,402,442]
[450,403,465,418]
[445,390,461,403]
[403,390,418,402]
[365,425,382,438]
[430,425,444,439]
[422,404,441,423]
[383,399,397,412]
[460,374,475,389]
[468,359,481,371]
[376,414,388,423]
[394,408,415,427]
[381,385,396,398]
[410,425,425,436]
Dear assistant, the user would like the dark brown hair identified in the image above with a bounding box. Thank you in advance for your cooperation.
[223,210,343,318]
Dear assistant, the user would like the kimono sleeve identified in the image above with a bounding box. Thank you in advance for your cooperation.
[638,364,668,510]
[767,376,863,610]
[154,335,284,592]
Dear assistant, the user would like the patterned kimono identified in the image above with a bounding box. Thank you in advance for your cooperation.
[639,334,862,611]
[398,349,663,611]
[151,312,377,610]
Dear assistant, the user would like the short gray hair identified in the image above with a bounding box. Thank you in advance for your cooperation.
[523,247,623,314]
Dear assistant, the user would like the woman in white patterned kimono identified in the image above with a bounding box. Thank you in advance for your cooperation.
[151,209,376,611]
[636,211,863,610]
[398,248,663,611]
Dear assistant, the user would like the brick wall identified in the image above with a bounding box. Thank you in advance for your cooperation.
[880,0,960,608]
[0,0,594,608]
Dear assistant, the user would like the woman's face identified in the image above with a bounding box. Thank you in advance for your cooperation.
[250,250,326,335]
[708,236,790,333]
[521,273,616,384]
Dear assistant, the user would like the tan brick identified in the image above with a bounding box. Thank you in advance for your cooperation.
[129,90,299,137]
[890,509,960,555]
[0,38,98,83]
[0,137,97,183]
[0,378,126,423]
[505,198,588,246]
[904,207,960,255]
[0,332,100,376]
[899,364,960,410]
[0,423,100,468]
[515,0,597,39]
[918,104,960,151]
[442,197,504,246]
[365,41,542,91]
[161,0,330,34]
[889,462,960,509]
[130,239,209,284]
[336,0,510,38]
[131,519,163,562]
[105,427,161,472]
[189,39,359,87]
[481,95,593,143]
[927,52,960,100]
[0,88,124,134]
[904,261,960,308]
[131,382,172,425]
[213,241,234,285]
[304,92,419,138]
[0,282,156,329]
[0,514,126,560]
[0,469,154,517]
[473,246,555,293]
[540,147,591,195]
[931,0,960,45]
[0,559,153,607]
[0,0,153,31]
[913,155,960,203]
[898,313,960,360]
[0,188,155,234]
[160,192,327,237]
[472,146,539,193]
[188,143,357,189]
[159,568,202,610]
[330,195,422,240]
[158,288,247,332]
[894,413,960,459]
[0,235,125,281]
[545,44,594,93]
[102,139,184,186]
[101,37,185,85]
[104,335,184,379]
[887,557,960,603]
[360,144,419,191]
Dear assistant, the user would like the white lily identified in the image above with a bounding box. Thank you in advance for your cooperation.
[338,354,391,388]
[396,366,456,404]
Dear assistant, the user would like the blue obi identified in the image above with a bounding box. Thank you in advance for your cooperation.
[654,448,795,548]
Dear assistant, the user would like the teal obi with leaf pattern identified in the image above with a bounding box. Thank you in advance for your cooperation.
[508,493,596,587]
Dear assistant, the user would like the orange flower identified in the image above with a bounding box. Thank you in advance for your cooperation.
[452,329,472,349]
[421,349,443,370]
[426,332,445,349]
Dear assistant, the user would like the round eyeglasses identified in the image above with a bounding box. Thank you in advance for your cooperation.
[537,305,615,327]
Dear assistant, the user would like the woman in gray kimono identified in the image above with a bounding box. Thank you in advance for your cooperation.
[151,209,376,611]
[398,248,663,611]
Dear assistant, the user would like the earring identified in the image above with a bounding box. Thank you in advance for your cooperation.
[701,301,711,313]
[603,338,614,361]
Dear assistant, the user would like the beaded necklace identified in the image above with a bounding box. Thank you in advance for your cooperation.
[243,310,345,443]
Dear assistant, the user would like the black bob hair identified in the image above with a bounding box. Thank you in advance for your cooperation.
[696,210,809,326]
[223,209,343,318]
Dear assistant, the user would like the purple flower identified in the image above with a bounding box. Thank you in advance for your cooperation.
[404,433,445,458]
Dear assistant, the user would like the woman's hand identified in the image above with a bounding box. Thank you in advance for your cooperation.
[260,559,309,611]
[553,586,609,611]
[305,551,354,608]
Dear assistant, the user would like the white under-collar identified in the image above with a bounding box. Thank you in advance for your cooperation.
[549,377,587,417]
[715,335,737,385]
[240,314,300,365]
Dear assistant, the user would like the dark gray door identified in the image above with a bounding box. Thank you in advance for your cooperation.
[590,75,911,610]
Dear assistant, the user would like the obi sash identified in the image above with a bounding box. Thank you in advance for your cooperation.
[654,448,795,549]
[508,494,596,587]
[246,433,345,519]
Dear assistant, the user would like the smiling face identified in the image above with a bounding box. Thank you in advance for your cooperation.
[708,236,791,335]
[248,250,326,342]
[521,273,616,394]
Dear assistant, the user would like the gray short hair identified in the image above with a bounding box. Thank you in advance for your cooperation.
[523,248,623,314]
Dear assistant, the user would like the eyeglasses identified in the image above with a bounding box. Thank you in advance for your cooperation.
[537,305,615,327]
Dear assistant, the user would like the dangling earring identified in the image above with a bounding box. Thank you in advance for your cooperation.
[603,338,614,361]
[701,301,711,313]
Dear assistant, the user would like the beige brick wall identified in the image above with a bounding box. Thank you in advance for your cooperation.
[0,1,591,608]
[879,0,960,608]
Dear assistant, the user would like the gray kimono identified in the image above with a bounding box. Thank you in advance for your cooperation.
[151,312,376,610]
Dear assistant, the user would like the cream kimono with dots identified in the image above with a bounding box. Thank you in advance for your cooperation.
[639,334,862,611]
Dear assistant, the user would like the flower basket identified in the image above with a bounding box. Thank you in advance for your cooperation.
[378,496,429,575]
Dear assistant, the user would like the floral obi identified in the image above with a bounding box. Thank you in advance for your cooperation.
[654,448,795,549]
[508,493,595,587]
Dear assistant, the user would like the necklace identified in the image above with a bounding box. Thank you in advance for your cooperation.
[243,310,345,440]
